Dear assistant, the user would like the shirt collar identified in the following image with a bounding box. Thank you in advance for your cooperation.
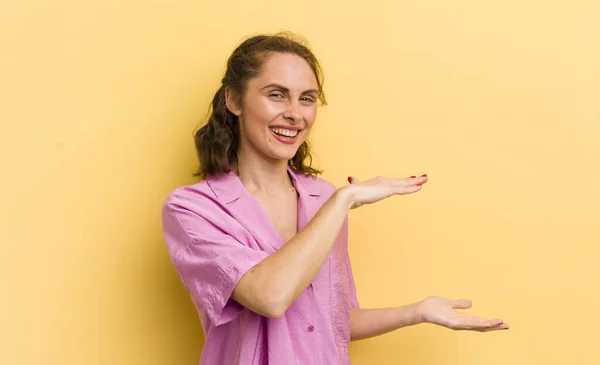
[206,165,322,205]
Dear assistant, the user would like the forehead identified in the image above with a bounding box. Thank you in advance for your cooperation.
[250,53,318,90]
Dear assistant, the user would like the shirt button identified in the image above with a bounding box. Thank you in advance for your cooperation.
[307,325,315,333]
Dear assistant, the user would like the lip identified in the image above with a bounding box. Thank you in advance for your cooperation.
[269,127,301,145]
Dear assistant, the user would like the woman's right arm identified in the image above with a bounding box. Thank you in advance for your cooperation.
[232,175,428,318]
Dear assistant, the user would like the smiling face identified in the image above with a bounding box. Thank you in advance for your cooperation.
[227,52,319,164]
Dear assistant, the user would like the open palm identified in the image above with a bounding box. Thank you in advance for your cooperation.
[417,296,509,332]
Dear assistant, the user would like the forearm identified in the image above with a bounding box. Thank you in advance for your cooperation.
[349,303,424,341]
[234,186,354,317]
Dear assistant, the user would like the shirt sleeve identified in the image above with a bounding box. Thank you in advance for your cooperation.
[342,217,360,308]
[161,199,270,326]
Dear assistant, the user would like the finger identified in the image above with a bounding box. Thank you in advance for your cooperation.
[452,299,472,309]
[467,318,506,331]
[348,176,359,184]
[394,184,423,195]
[453,313,497,330]
[481,323,510,332]
[402,174,428,187]
[391,176,426,193]
[488,318,504,327]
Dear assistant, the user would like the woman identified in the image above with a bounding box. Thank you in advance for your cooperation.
[162,33,508,365]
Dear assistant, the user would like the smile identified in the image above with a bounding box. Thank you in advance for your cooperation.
[269,127,300,138]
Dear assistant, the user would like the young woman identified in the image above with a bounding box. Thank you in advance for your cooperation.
[161,33,508,365]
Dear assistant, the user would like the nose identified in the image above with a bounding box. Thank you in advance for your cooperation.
[282,103,301,123]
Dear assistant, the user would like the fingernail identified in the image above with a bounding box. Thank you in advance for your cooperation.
[410,176,416,178]
[421,174,427,177]
[347,177,352,183]
[417,184,422,186]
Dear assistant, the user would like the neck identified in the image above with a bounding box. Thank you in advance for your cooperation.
[235,151,293,195]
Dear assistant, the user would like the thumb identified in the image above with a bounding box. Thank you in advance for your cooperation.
[452,299,473,309]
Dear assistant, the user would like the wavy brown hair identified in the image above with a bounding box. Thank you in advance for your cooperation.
[193,32,327,179]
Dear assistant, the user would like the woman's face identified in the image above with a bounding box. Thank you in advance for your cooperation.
[228,52,319,164]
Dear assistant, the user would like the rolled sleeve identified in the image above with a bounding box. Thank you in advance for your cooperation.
[162,200,269,326]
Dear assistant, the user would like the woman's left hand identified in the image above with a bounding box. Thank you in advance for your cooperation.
[416,296,510,332]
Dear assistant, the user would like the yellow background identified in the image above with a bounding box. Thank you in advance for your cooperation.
[2,1,599,364]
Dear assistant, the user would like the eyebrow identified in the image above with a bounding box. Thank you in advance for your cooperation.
[260,83,318,95]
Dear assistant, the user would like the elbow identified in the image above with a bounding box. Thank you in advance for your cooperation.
[261,298,288,319]
[234,281,291,319]
[259,290,290,319]
[263,306,286,319]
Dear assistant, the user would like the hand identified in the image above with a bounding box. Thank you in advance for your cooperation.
[416,296,509,332]
[344,174,428,209]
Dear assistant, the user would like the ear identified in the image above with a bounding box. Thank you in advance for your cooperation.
[225,87,242,116]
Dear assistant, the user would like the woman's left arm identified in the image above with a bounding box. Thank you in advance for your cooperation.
[349,303,422,341]
[350,296,509,341]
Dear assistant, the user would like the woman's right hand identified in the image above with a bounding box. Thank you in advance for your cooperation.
[342,174,428,209]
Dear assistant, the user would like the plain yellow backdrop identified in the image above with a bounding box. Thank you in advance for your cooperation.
[2,1,599,364]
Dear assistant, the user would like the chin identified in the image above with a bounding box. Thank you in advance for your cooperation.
[267,147,300,162]
[273,152,298,162]
[263,140,304,161]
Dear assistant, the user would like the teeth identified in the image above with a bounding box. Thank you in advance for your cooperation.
[270,127,298,137]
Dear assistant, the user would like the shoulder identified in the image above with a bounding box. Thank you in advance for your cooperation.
[163,179,213,206]
[161,179,234,250]
[161,180,222,223]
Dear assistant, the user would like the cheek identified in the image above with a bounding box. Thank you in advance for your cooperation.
[304,106,318,127]
[247,98,282,123]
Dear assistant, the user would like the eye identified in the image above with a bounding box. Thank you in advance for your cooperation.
[301,96,316,103]
[269,92,285,99]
